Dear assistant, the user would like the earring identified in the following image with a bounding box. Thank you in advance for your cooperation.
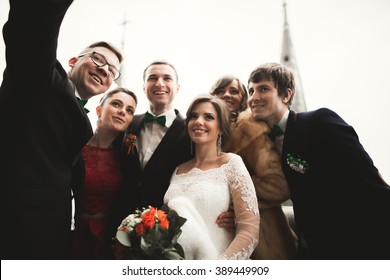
[217,134,222,155]
[190,140,193,156]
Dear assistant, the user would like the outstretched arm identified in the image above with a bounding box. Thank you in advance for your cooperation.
[4,0,73,88]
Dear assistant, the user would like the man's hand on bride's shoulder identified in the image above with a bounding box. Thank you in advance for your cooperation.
[216,210,236,232]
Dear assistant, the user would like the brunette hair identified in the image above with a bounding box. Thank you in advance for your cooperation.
[142,60,179,82]
[248,62,295,107]
[185,94,230,149]
[81,41,123,63]
[99,87,137,106]
[210,74,248,121]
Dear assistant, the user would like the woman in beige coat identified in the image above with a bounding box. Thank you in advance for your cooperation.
[211,75,296,259]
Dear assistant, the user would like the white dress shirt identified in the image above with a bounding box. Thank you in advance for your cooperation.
[137,108,177,169]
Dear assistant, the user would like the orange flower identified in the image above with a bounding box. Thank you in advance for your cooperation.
[159,219,169,230]
[142,211,156,229]
[148,207,157,216]
[135,223,146,235]
[156,209,167,222]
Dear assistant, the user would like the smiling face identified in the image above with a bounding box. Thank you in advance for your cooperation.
[68,46,121,100]
[248,79,288,127]
[247,63,295,127]
[210,76,248,117]
[96,91,136,133]
[214,79,243,113]
[143,63,180,115]
[187,101,221,146]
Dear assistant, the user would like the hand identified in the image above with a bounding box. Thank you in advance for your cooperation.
[216,210,236,232]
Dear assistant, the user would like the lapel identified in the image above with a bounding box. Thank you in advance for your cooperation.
[131,113,145,135]
[123,114,145,171]
[69,80,93,148]
[127,111,186,173]
[144,111,185,170]
[282,110,299,158]
[282,110,312,178]
[282,111,304,173]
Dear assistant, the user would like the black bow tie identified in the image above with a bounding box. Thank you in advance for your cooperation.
[77,97,89,113]
[269,124,284,141]
[144,112,166,127]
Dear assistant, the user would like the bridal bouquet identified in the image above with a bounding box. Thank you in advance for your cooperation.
[115,204,186,260]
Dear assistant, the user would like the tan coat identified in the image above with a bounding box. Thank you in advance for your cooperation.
[224,111,297,259]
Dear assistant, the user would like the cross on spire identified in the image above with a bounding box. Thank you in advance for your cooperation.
[116,14,130,86]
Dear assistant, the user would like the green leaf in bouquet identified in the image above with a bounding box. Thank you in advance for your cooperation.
[161,204,187,239]
[163,247,184,260]
[173,243,185,259]
[171,229,182,245]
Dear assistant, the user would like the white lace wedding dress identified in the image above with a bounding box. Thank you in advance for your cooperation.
[164,153,259,260]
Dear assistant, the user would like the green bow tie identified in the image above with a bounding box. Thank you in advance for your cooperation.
[77,98,89,113]
[144,112,166,127]
[269,124,284,141]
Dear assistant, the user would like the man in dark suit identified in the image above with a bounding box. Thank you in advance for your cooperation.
[247,62,390,259]
[0,0,122,259]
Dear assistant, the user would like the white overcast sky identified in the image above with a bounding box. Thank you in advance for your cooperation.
[1,0,389,182]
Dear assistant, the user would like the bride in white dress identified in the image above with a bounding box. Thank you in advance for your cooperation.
[164,95,259,260]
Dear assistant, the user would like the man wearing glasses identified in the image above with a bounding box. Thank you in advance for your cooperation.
[71,50,122,100]
[0,0,123,259]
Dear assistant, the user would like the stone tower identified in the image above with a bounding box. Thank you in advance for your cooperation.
[280,0,307,112]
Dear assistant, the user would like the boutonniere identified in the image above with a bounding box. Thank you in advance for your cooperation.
[286,153,309,174]
[124,134,137,155]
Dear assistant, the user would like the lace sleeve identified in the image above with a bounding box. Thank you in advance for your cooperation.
[220,154,260,260]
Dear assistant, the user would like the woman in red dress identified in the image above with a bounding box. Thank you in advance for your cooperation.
[72,87,137,259]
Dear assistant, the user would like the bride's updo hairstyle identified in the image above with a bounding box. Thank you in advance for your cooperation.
[185,94,231,149]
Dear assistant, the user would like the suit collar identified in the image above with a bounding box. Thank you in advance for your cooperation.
[277,110,290,132]
[143,112,185,170]
[286,110,298,130]
[131,109,183,134]
[282,110,297,156]
[127,110,185,170]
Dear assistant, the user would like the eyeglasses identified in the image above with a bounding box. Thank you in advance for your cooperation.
[78,51,121,80]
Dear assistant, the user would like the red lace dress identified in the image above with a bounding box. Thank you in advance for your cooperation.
[72,145,123,259]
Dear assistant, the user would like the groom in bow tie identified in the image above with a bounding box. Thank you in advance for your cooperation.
[247,62,390,259]
[109,61,235,247]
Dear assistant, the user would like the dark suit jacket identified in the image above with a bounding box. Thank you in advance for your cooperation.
[107,111,192,240]
[282,108,390,259]
[0,0,92,259]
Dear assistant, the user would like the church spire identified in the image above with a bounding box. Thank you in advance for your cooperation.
[116,14,130,87]
[280,0,307,112]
